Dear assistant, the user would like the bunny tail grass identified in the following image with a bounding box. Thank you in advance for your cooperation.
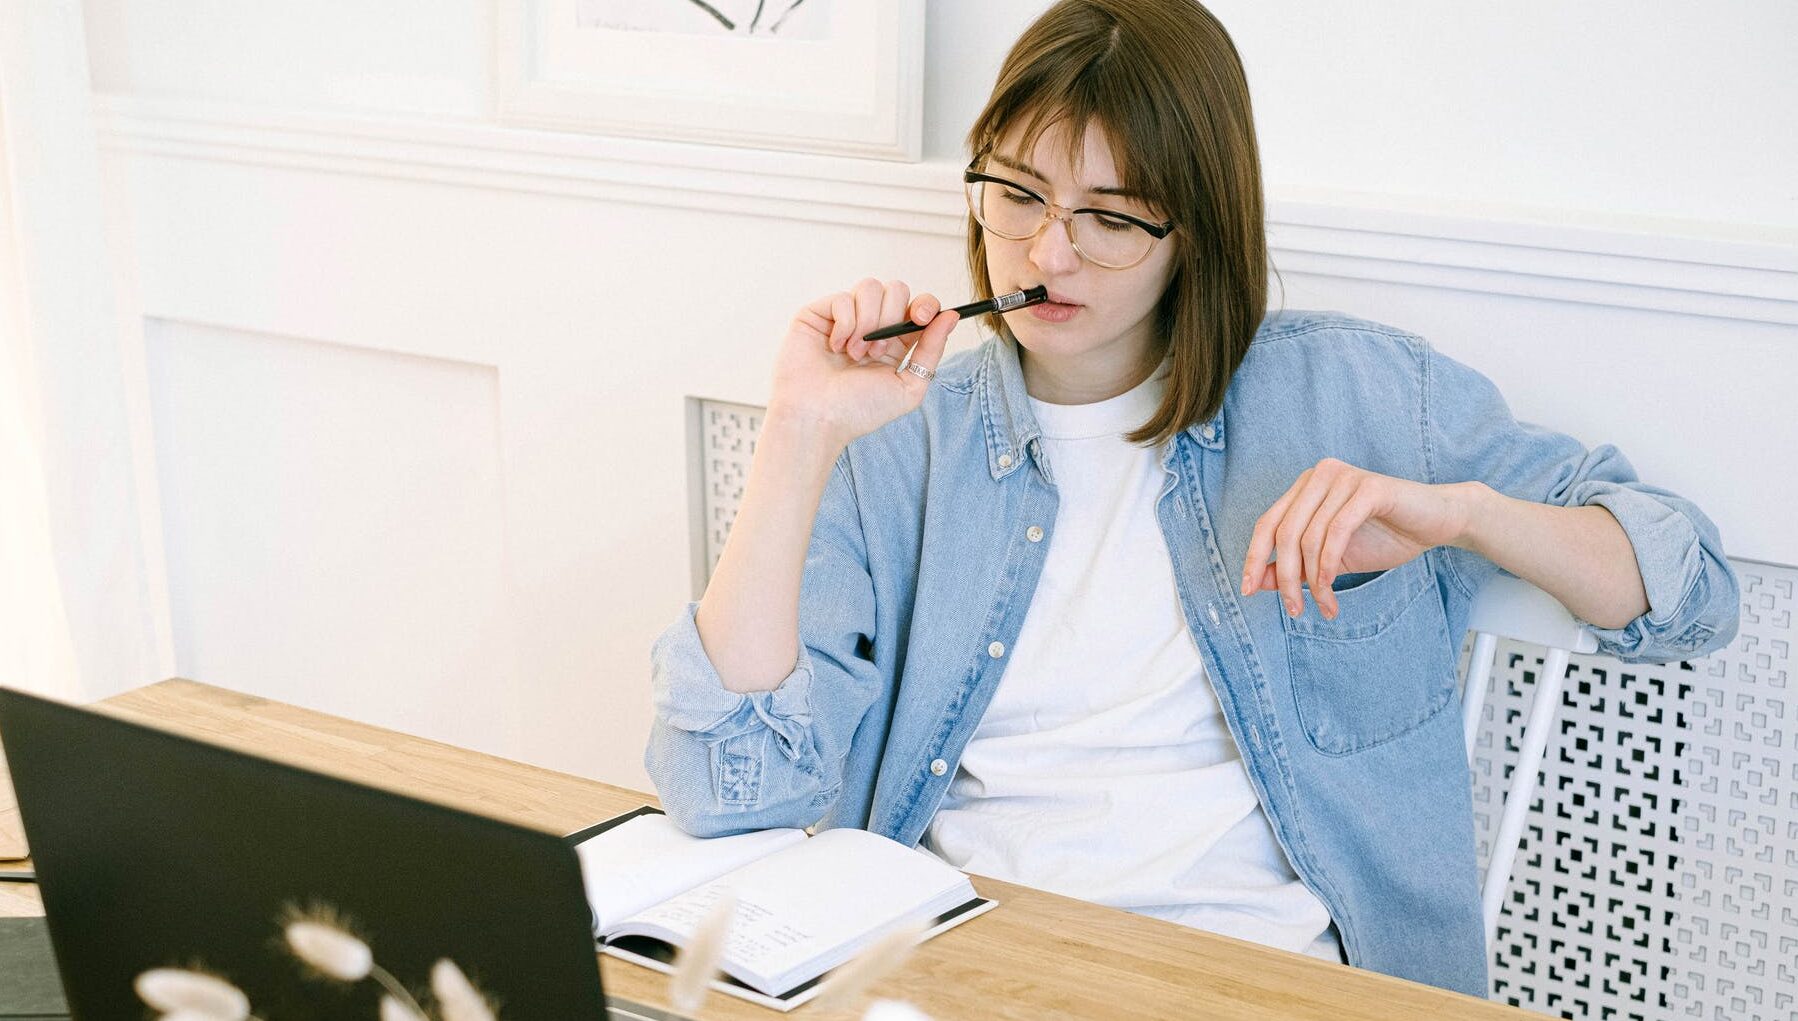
[863,999,934,1021]
[432,959,498,1021]
[813,917,930,1014]
[133,967,251,1021]
[380,994,428,1021]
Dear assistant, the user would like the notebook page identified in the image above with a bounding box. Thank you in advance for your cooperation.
[575,814,805,933]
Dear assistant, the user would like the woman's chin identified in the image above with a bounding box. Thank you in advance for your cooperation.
[1011,323,1086,356]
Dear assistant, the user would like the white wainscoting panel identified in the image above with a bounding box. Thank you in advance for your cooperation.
[144,318,519,758]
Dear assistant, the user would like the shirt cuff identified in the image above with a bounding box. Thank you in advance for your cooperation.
[650,601,817,760]
[1566,482,1715,657]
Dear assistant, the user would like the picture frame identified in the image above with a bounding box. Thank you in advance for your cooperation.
[495,0,927,161]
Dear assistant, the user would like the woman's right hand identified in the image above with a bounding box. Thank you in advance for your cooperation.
[766,278,960,449]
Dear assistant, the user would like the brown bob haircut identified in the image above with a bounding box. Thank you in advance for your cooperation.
[963,0,1272,448]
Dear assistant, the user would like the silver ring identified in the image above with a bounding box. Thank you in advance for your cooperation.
[903,361,936,381]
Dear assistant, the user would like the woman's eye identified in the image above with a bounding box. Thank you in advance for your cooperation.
[1000,188,1041,206]
[1094,214,1135,232]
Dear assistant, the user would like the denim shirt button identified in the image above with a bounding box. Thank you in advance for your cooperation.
[988,641,1006,658]
[1202,423,1216,439]
[930,758,948,776]
[997,452,1013,469]
[1027,526,1044,542]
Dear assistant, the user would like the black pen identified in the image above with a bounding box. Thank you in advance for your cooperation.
[863,285,1049,342]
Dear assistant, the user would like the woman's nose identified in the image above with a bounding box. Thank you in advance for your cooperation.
[1028,213,1082,276]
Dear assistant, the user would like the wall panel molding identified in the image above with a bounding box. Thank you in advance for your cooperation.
[94,96,1798,327]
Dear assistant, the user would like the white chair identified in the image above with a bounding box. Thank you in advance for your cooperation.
[1459,571,1599,948]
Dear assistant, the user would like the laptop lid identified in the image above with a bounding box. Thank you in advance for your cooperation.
[0,687,609,1020]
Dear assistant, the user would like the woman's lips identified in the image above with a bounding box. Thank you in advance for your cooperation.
[1029,300,1081,323]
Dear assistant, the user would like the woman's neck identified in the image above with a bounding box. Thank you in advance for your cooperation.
[1019,340,1165,406]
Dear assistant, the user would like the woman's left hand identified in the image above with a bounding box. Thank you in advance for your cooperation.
[1241,458,1480,620]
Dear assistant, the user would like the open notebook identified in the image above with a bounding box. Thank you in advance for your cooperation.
[569,807,996,1011]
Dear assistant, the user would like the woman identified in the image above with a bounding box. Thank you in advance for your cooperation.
[644,0,1739,997]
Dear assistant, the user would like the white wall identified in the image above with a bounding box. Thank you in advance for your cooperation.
[1211,0,1798,231]
[54,1,1798,791]
[84,0,1798,231]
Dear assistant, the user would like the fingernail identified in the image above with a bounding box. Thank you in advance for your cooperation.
[1241,577,1251,596]
[1285,598,1297,617]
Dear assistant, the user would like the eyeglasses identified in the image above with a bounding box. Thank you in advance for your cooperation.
[963,162,1174,270]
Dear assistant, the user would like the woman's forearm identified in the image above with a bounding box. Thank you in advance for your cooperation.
[695,408,846,693]
[1454,483,1651,630]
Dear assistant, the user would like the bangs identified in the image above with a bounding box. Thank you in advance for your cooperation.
[968,44,1191,224]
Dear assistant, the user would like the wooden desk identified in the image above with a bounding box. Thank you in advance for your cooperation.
[0,680,1533,1020]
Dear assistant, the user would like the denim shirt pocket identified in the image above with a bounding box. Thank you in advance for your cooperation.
[1282,554,1458,756]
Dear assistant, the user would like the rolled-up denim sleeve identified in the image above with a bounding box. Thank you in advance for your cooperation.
[643,453,884,836]
[1422,341,1740,664]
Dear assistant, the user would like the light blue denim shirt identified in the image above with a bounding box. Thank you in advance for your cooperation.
[645,309,1740,997]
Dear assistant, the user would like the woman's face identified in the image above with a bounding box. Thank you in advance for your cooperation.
[981,117,1178,374]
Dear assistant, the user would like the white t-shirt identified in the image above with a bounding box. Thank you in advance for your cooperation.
[921,358,1344,965]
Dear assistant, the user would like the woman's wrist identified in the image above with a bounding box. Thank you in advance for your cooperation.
[763,400,852,462]
[1447,480,1499,553]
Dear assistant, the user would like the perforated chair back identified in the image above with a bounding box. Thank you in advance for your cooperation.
[1459,571,1599,948]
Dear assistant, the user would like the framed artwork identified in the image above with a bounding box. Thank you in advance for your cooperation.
[496,0,927,160]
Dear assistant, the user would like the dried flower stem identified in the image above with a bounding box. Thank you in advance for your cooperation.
[368,964,430,1020]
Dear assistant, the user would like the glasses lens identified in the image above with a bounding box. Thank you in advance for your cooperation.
[1070,211,1154,269]
[967,178,1045,239]
[967,178,1155,269]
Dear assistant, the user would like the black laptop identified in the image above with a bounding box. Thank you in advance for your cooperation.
[0,687,673,1020]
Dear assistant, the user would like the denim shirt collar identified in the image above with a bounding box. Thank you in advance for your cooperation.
[975,334,1226,484]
